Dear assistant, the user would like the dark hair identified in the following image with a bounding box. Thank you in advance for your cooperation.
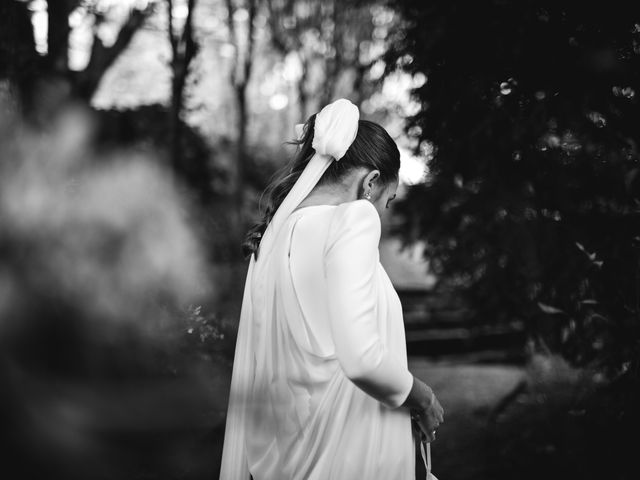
[242,114,400,260]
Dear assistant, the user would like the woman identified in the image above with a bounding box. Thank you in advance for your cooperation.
[220,99,444,480]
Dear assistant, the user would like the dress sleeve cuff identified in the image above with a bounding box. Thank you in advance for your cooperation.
[379,368,414,409]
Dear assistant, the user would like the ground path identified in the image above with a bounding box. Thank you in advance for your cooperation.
[409,358,526,480]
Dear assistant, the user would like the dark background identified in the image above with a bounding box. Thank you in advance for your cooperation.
[1,1,638,479]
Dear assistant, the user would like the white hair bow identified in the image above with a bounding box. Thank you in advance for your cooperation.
[312,98,359,160]
[294,98,359,161]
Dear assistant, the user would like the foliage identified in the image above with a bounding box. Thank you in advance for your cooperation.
[161,303,238,368]
[2,0,155,106]
[386,0,640,380]
[0,100,214,371]
[93,103,221,202]
[0,97,236,479]
[484,353,639,480]
[266,0,399,114]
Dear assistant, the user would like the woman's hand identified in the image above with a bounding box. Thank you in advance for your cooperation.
[411,390,444,443]
[402,376,444,443]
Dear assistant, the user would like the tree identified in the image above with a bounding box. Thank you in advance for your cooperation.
[225,0,258,232]
[387,0,640,380]
[264,0,316,118]
[167,0,199,174]
[0,0,154,115]
[0,1,41,109]
[265,0,395,118]
[73,1,153,100]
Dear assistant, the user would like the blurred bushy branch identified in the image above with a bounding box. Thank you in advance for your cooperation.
[386,0,640,382]
[172,304,237,362]
[0,96,232,479]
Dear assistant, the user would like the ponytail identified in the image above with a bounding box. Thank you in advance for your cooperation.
[242,113,400,261]
[242,114,317,260]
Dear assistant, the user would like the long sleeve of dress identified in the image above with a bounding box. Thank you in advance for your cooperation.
[324,199,414,408]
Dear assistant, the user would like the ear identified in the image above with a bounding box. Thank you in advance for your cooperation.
[364,169,380,187]
[360,169,381,199]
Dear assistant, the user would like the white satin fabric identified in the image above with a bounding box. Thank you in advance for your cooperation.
[311,98,360,160]
[220,200,415,480]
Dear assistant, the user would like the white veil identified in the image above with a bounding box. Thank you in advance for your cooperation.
[219,98,360,480]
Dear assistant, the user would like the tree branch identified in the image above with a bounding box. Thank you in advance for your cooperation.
[167,0,177,55]
[183,0,198,67]
[243,0,257,83]
[225,0,238,85]
[265,0,295,54]
[75,3,154,100]
[46,0,77,73]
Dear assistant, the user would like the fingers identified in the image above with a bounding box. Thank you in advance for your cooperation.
[411,417,422,438]
[413,420,433,443]
[432,396,445,424]
[417,416,438,440]
[412,391,445,444]
[425,429,436,443]
[411,416,433,444]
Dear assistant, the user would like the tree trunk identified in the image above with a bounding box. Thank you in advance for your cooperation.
[46,0,73,74]
[226,0,257,246]
[169,68,188,175]
[234,83,248,226]
[0,0,39,110]
[75,6,152,101]
[319,0,341,107]
[298,55,309,121]
[167,0,197,178]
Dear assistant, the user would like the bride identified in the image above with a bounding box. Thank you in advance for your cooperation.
[219,98,444,480]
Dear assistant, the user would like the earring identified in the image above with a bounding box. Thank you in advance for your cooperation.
[364,191,372,200]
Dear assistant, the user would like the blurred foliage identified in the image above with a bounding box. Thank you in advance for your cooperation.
[264,0,400,114]
[471,353,638,480]
[0,100,236,479]
[480,352,639,480]
[93,104,223,203]
[3,1,640,477]
[386,0,640,380]
[0,0,415,261]
[173,304,238,362]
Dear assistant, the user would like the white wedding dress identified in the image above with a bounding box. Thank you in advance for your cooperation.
[220,198,416,480]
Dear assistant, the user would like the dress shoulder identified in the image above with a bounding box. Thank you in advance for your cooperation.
[325,199,381,254]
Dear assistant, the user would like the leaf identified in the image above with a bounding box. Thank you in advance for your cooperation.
[625,168,639,192]
[537,302,565,315]
[575,241,599,262]
[580,299,598,305]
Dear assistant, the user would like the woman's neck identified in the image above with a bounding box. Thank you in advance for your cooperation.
[297,183,357,208]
